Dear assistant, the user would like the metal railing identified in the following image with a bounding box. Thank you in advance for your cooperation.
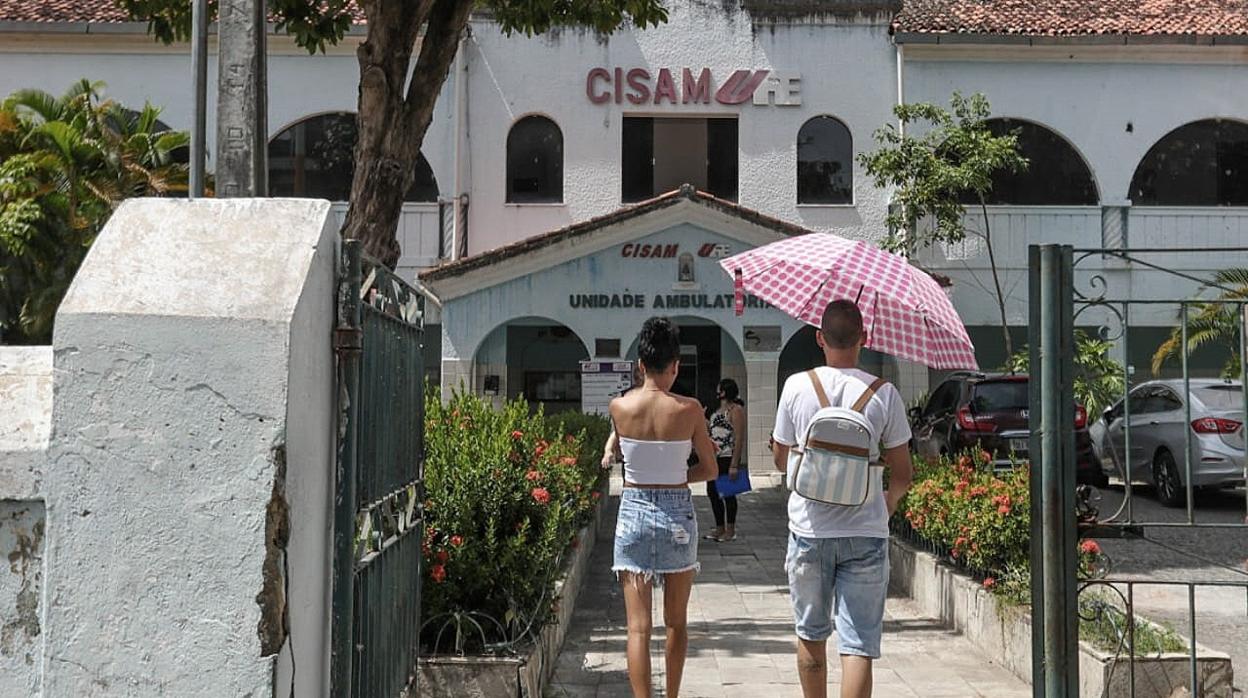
[1030,244,1248,697]
[332,240,427,698]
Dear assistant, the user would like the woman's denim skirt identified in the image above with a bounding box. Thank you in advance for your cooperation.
[612,487,699,584]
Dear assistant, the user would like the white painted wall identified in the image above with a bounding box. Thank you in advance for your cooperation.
[0,347,52,696]
[903,46,1248,205]
[0,346,51,500]
[905,45,1248,333]
[463,5,898,254]
[42,198,336,696]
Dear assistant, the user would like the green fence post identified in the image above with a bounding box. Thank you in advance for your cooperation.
[331,240,363,698]
[1030,244,1079,696]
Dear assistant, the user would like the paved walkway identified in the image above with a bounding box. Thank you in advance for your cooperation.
[550,479,1029,697]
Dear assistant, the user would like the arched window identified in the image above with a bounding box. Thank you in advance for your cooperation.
[968,119,1097,205]
[797,116,853,204]
[506,115,563,203]
[1130,119,1248,206]
[267,112,438,202]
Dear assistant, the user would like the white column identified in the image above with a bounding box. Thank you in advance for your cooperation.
[744,355,780,474]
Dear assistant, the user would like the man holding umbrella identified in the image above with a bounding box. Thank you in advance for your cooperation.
[770,300,914,698]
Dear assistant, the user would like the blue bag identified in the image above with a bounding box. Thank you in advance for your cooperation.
[715,468,752,497]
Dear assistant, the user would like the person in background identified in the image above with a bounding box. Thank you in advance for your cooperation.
[609,317,718,698]
[704,378,746,542]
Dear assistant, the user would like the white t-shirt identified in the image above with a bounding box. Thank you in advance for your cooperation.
[772,366,912,539]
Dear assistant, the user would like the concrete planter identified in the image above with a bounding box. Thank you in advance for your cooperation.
[417,480,607,698]
[889,538,1234,698]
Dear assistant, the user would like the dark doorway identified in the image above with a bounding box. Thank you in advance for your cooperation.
[671,324,722,410]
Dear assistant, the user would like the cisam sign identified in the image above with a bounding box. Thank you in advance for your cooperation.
[586,67,801,106]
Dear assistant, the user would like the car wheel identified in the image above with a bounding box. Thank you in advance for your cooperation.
[1152,449,1185,508]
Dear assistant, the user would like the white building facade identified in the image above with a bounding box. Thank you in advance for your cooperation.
[3,0,1246,463]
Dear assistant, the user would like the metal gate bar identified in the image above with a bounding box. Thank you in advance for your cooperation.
[1030,244,1248,698]
[332,240,426,698]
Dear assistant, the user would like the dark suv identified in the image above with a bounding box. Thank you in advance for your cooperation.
[910,372,1105,486]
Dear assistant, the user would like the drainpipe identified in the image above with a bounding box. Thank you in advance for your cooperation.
[895,42,905,137]
[451,34,469,260]
[893,41,910,251]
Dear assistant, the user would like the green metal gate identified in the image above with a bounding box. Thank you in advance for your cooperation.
[332,240,426,697]
[1029,244,1248,697]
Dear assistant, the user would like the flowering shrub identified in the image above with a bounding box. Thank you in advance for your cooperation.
[901,451,1030,576]
[420,387,606,654]
[897,451,1108,601]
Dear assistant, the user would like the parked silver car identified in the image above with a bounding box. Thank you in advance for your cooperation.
[1089,379,1246,506]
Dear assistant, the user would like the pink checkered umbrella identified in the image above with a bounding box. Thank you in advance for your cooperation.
[720,235,978,369]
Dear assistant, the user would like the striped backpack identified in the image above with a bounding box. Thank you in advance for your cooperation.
[786,369,886,507]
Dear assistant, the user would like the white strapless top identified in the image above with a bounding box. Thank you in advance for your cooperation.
[619,437,691,486]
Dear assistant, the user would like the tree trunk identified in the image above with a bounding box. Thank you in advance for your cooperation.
[980,199,1013,359]
[342,0,473,269]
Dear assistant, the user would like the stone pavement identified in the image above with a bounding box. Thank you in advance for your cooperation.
[549,479,1030,697]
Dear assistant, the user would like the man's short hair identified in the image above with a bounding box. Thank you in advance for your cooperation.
[820,299,863,349]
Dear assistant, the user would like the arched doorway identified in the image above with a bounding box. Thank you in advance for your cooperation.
[474,317,589,414]
[777,325,896,401]
[624,316,745,411]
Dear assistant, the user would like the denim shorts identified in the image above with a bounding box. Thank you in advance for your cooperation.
[785,534,889,658]
[612,488,699,584]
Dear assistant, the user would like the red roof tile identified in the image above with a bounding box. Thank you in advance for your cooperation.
[4,0,1246,39]
[895,0,1248,38]
[0,0,130,23]
[0,0,365,26]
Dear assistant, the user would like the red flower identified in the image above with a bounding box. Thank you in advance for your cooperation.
[957,455,973,469]
[565,435,576,444]
[450,535,464,547]
[1080,539,1101,556]
[535,440,549,458]
[559,456,578,466]
[436,550,449,564]
[430,564,447,583]
[983,577,996,589]
[969,485,988,497]
[531,487,551,505]
[998,504,1011,515]
[591,491,601,501]
[526,470,542,481]
[511,430,524,440]
[955,536,968,548]
[978,450,992,464]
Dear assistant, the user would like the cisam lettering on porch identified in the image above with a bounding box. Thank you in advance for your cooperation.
[586,67,800,106]
[569,293,771,310]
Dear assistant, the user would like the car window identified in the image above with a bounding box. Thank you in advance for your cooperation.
[1194,384,1244,410]
[924,381,960,417]
[1150,389,1183,413]
[1126,388,1150,415]
[969,381,1029,412]
[1104,399,1124,422]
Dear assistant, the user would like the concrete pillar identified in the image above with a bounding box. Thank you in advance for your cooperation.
[744,355,780,473]
[44,199,336,696]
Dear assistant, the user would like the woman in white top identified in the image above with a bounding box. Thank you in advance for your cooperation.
[607,317,717,698]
